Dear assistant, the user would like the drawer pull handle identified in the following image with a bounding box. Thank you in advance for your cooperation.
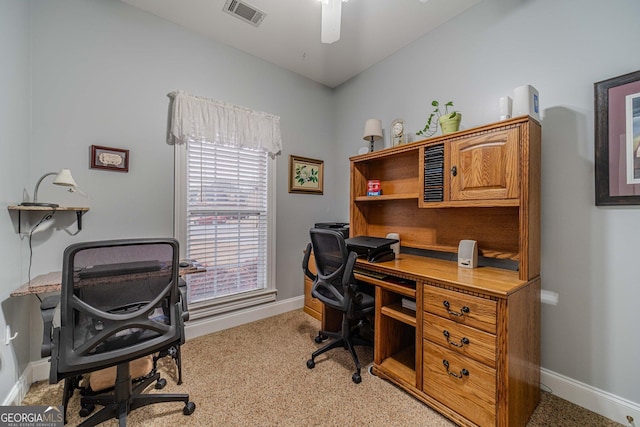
[443,360,469,379]
[443,330,470,347]
[443,300,470,317]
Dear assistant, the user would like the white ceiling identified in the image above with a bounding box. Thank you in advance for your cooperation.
[120,0,481,88]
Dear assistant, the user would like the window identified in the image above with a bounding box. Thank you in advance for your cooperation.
[168,91,281,319]
[175,141,276,318]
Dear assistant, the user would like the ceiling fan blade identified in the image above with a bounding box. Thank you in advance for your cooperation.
[320,0,342,44]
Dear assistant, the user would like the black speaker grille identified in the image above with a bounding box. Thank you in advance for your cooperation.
[424,144,444,202]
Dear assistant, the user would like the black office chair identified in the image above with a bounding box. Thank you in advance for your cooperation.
[41,238,195,426]
[303,228,374,383]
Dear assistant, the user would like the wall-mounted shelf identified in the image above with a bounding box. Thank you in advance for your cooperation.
[7,205,89,234]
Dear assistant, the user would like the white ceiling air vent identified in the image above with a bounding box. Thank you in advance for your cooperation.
[223,0,266,27]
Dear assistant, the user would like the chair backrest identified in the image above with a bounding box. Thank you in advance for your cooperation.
[308,228,356,311]
[52,238,184,382]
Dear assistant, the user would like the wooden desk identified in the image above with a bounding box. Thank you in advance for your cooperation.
[347,254,539,427]
[10,267,206,297]
[342,117,541,426]
[302,118,542,426]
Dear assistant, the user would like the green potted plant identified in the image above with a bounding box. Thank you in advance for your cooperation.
[416,100,462,138]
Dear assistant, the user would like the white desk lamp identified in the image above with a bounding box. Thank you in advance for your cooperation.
[21,169,78,208]
[363,119,383,153]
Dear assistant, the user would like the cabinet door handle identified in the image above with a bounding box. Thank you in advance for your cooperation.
[443,330,470,348]
[443,300,470,317]
[451,165,457,176]
[443,360,469,379]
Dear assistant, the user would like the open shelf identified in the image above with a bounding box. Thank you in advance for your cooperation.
[8,205,89,212]
[354,193,419,202]
[8,205,89,233]
[378,346,416,385]
[381,303,416,327]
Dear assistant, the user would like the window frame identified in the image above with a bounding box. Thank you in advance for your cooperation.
[173,143,277,320]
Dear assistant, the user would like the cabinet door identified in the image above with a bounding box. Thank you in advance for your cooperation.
[450,128,519,201]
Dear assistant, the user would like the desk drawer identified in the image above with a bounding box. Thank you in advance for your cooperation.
[424,285,497,334]
[423,340,496,427]
[304,278,323,320]
[423,312,497,368]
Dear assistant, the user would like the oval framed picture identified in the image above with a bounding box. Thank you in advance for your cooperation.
[90,145,129,172]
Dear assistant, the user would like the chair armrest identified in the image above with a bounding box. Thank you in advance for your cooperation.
[302,243,316,281]
[40,295,60,358]
[343,252,365,303]
[178,277,189,322]
[342,251,358,287]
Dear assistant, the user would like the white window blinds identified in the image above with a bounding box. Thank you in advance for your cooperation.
[185,141,269,303]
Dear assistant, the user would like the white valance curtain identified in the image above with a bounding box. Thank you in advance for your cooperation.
[166,90,282,157]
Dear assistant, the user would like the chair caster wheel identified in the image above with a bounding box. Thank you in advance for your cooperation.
[155,378,167,389]
[183,401,196,415]
[79,404,95,417]
[306,359,315,369]
[352,372,362,384]
[314,335,324,343]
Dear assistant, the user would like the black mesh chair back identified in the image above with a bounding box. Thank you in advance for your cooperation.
[303,228,374,383]
[308,227,355,313]
[54,239,180,380]
[47,238,195,426]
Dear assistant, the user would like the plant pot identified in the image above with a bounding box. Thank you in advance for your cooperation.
[439,113,462,134]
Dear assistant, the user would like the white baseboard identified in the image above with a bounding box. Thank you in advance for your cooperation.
[541,367,639,426]
[184,295,304,340]
[3,360,46,405]
[29,359,51,384]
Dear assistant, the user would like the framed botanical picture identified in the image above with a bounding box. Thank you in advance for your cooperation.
[595,69,640,205]
[90,145,129,172]
[289,155,323,194]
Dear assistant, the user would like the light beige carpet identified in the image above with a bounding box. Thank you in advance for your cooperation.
[22,309,622,426]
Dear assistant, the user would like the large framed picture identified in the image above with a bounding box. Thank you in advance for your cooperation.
[595,70,640,205]
[90,145,129,172]
[288,155,323,194]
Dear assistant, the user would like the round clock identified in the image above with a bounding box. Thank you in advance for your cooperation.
[391,119,405,146]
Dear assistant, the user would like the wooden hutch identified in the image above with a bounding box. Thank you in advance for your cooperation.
[305,116,541,426]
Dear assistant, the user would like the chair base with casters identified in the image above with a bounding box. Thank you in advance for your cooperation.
[70,355,167,421]
[76,362,195,427]
[55,345,185,424]
[306,313,373,383]
[153,344,183,385]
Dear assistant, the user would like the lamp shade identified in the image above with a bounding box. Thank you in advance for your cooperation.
[20,168,78,207]
[363,119,383,141]
[52,169,77,187]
